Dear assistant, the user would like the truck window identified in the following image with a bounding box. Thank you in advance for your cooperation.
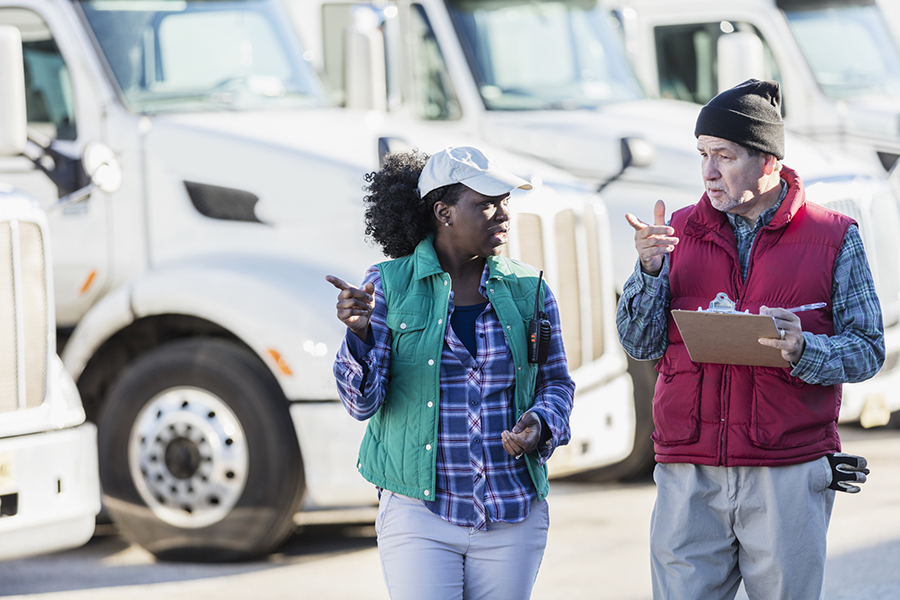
[75,0,327,114]
[321,3,401,109]
[781,2,900,100]
[447,0,642,110]
[0,9,77,141]
[654,22,780,106]
[410,5,461,120]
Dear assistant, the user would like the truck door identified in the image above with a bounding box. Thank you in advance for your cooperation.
[0,8,110,330]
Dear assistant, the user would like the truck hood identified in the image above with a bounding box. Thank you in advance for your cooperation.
[141,107,596,277]
[481,98,703,193]
[152,107,592,191]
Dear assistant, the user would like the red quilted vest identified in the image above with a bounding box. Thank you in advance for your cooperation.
[655,167,854,466]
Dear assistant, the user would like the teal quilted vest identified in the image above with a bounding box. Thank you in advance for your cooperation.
[356,236,549,501]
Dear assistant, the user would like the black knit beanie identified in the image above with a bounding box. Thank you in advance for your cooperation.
[694,79,784,160]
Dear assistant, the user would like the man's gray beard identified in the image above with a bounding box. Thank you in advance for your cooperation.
[709,191,739,213]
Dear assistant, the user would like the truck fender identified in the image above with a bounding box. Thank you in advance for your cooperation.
[62,258,349,401]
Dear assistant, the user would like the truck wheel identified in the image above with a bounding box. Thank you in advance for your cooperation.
[98,338,304,561]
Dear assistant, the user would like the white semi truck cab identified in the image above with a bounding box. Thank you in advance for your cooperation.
[0,0,637,559]
[614,0,900,173]
[0,25,99,561]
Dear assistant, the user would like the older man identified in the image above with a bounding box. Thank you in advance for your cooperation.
[616,79,884,600]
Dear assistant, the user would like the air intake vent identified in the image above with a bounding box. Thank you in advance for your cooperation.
[555,210,582,370]
[184,181,262,223]
[0,221,47,414]
[509,203,604,372]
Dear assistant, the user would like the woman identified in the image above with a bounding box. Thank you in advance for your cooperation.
[326,146,574,600]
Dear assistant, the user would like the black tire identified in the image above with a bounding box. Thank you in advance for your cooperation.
[567,356,657,482]
[98,338,304,561]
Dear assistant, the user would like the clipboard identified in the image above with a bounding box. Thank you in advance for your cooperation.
[671,293,789,368]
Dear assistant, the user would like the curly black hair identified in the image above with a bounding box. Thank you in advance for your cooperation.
[363,150,465,259]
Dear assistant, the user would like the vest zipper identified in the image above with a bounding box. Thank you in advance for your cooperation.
[719,366,729,466]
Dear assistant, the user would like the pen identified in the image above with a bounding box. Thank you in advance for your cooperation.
[785,302,827,313]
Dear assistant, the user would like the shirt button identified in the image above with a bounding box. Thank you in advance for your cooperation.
[424,489,430,496]
[473,437,481,444]
[428,359,435,366]
[444,280,448,286]
[479,333,484,338]
[427,401,434,408]
[438,319,443,325]
[471,400,478,406]
[506,325,511,330]
[400,323,407,330]
[425,444,432,451]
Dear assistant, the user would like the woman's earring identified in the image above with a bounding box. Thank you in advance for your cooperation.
[444,221,450,227]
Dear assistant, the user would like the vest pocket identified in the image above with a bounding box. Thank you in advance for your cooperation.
[750,368,838,449]
[651,348,702,445]
[386,312,428,364]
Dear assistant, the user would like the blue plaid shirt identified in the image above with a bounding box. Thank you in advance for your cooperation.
[617,183,885,385]
[335,264,574,531]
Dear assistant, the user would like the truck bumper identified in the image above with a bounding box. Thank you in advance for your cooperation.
[0,423,100,561]
[839,323,900,426]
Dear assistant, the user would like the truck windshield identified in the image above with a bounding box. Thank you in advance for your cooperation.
[76,0,328,113]
[781,1,900,100]
[446,0,643,110]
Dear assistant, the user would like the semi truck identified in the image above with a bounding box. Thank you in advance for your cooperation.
[0,0,636,560]
[0,24,99,561]
[613,0,900,174]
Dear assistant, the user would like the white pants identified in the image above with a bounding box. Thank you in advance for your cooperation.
[651,458,835,600]
[375,491,549,600]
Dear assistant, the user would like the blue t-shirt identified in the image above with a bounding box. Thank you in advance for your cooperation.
[451,302,488,358]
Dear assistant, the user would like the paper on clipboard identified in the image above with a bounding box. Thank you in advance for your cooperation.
[671,293,789,368]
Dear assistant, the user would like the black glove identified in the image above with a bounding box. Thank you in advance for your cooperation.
[826,453,870,493]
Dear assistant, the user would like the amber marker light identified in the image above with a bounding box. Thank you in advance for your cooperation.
[79,270,97,295]
[267,348,294,376]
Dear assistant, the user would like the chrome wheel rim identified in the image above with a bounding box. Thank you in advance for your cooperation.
[128,387,249,529]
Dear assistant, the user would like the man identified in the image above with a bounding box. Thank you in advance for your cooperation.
[616,79,884,600]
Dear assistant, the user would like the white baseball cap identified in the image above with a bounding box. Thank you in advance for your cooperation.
[417,146,533,199]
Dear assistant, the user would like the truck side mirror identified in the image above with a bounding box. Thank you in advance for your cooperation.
[82,141,122,194]
[621,137,654,170]
[0,26,27,157]
[598,137,655,193]
[717,32,766,94]
[344,6,387,111]
[51,142,121,211]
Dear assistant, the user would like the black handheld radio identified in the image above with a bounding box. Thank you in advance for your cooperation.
[527,271,551,364]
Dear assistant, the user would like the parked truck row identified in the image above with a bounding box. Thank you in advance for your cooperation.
[0,0,643,560]
[1,0,898,562]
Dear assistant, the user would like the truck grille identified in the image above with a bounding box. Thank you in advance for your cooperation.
[0,221,47,413]
[508,205,604,371]
[818,194,900,328]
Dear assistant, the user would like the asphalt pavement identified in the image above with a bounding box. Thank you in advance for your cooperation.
[0,425,897,599]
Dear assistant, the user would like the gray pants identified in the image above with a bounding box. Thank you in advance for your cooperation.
[651,458,835,600]
[375,490,549,600]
